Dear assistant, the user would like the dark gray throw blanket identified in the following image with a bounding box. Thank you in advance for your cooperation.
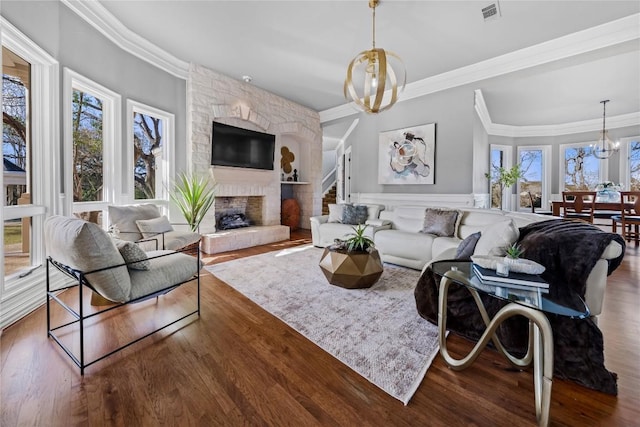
[415,219,625,395]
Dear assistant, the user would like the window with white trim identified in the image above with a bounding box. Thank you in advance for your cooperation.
[619,136,640,190]
[488,144,512,209]
[516,146,551,212]
[560,142,606,191]
[127,100,174,205]
[63,69,121,224]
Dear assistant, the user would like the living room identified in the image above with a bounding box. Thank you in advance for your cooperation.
[1,1,640,425]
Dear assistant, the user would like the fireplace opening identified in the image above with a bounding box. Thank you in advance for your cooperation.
[214,195,264,231]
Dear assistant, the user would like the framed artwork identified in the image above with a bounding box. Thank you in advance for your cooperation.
[378,123,436,185]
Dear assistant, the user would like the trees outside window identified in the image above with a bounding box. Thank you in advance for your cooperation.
[72,90,103,203]
[133,112,163,199]
[562,145,601,190]
[3,47,31,276]
[628,141,640,190]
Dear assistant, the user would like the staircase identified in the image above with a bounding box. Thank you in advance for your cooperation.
[322,184,337,215]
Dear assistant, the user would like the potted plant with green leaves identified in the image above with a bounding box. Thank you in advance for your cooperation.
[504,243,524,266]
[319,224,383,289]
[169,172,217,232]
[485,164,524,210]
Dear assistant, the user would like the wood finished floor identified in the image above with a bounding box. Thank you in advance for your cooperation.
[1,229,639,426]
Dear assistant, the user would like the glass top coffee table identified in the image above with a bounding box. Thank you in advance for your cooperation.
[431,260,589,427]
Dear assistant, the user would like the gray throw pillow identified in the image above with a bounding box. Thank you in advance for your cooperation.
[342,204,369,225]
[455,232,481,260]
[136,215,174,239]
[421,208,460,237]
[113,239,150,270]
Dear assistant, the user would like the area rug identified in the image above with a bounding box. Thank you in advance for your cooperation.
[205,245,441,405]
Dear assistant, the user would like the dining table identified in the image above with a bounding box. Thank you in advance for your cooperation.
[550,200,628,217]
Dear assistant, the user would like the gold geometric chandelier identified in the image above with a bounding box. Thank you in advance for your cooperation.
[344,0,406,114]
[591,100,620,160]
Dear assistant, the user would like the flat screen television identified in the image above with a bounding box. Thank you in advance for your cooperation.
[211,121,275,170]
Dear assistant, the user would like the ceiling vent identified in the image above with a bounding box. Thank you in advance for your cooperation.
[482,2,501,22]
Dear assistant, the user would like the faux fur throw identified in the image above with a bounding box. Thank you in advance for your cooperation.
[415,219,625,395]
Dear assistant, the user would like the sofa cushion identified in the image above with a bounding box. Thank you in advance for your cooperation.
[342,204,369,225]
[113,239,150,270]
[136,215,174,238]
[109,204,162,242]
[421,208,461,237]
[473,219,519,256]
[455,231,481,259]
[375,229,435,265]
[328,204,344,223]
[390,206,427,232]
[44,215,132,303]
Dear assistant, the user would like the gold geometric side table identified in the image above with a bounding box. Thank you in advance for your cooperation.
[319,248,384,289]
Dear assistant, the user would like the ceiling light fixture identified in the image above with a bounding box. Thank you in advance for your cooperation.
[591,100,620,160]
[344,0,406,114]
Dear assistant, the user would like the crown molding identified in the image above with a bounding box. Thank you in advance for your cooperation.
[474,89,640,137]
[61,0,189,79]
[321,13,640,123]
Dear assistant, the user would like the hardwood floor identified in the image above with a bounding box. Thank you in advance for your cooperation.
[1,229,639,426]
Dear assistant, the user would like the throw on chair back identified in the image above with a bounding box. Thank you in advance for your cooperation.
[562,191,596,223]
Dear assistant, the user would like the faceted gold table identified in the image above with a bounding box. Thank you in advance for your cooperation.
[319,248,384,289]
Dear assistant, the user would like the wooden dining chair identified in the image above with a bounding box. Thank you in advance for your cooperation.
[611,191,640,246]
[561,191,597,223]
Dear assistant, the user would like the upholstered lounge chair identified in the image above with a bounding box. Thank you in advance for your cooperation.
[108,204,201,251]
[44,215,202,374]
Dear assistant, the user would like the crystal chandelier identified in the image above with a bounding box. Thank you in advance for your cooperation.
[592,100,620,160]
[344,0,406,114]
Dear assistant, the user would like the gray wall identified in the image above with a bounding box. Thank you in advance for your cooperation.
[331,86,475,195]
[2,1,188,180]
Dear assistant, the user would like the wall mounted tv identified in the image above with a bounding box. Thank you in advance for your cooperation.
[211,121,275,170]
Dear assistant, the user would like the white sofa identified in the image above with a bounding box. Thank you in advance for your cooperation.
[309,203,391,247]
[310,204,624,318]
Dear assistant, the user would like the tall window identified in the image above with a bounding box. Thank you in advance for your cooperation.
[627,139,640,190]
[133,112,163,199]
[64,69,121,224]
[517,146,551,212]
[561,143,605,191]
[127,100,174,206]
[72,90,103,203]
[488,144,512,209]
[3,47,32,276]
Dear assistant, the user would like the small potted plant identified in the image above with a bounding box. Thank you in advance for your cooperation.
[504,243,524,266]
[344,224,375,253]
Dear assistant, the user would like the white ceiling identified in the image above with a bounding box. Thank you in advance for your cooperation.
[93,0,640,129]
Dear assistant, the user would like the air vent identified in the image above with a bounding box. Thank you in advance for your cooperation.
[482,2,501,21]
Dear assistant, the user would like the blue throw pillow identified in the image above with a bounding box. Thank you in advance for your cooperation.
[342,204,369,225]
[455,232,481,260]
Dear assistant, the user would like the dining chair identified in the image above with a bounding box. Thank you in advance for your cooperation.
[561,191,597,223]
[611,191,640,246]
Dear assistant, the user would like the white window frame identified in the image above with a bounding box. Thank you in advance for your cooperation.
[516,145,552,212]
[1,17,60,328]
[489,144,513,210]
[617,136,640,189]
[559,141,608,191]
[63,68,122,220]
[124,100,175,212]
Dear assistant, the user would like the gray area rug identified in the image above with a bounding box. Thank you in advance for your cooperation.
[205,245,441,404]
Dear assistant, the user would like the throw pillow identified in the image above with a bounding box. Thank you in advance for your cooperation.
[113,239,150,270]
[455,232,481,260]
[342,204,369,225]
[327,204,344,223]
[473,219,519,256]
[421,208,461,237]
[135,215,174,239]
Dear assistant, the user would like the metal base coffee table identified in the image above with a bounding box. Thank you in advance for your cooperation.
[431,261,590,427]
